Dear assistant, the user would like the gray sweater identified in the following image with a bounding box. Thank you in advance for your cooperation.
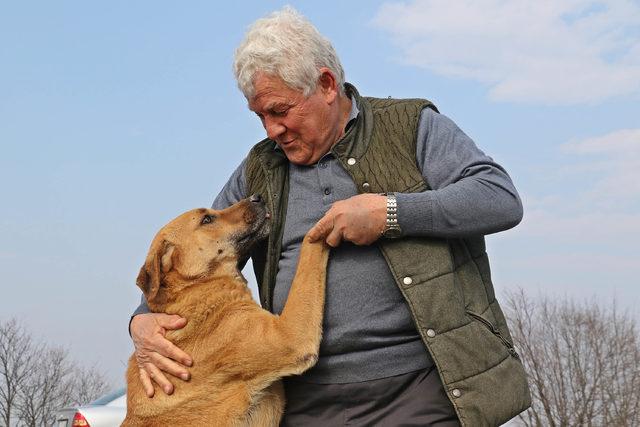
[133,102,522,384]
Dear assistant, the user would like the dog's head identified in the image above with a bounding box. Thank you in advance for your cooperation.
[136,195,270,304]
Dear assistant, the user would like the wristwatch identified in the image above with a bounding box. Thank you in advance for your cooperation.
[382,192,402,238]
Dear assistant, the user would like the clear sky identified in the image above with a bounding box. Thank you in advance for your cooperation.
[1,1,638,387]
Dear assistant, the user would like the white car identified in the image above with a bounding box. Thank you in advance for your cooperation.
[54,388,126,427]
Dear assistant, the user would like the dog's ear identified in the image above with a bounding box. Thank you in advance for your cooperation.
[136,241,175,302]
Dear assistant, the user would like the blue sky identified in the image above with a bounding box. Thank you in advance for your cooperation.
[1,1,638,386]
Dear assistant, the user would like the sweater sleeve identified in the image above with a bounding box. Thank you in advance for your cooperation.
[395,108,523,238]
[211,157,248,209]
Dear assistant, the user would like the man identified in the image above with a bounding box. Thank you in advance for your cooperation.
[130,7,531,426]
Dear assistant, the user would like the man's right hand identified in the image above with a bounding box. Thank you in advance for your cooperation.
[130,313,193,398]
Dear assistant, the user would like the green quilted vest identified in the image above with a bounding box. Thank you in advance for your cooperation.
[244,84,531,426]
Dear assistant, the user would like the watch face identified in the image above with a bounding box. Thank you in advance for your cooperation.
[383,227,402,238]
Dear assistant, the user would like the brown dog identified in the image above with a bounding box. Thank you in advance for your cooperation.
[123,196,329,426]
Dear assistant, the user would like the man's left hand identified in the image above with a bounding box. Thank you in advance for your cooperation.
[308,193,387,247]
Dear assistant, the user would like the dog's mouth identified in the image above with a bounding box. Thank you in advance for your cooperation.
[233,206,270,254]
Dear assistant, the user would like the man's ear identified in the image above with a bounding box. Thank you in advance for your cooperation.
[136,241,175,302]
[317,67,338,102]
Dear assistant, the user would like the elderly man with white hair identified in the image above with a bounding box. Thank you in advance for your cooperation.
[130,7,531,426]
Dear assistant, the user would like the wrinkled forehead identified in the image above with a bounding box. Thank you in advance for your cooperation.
[248,73,304,109]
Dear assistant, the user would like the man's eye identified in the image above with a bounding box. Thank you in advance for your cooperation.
[201,215,213,225]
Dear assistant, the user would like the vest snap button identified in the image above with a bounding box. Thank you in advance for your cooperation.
[426,329,436,338]
[402,276,413,285]
[452,389,462,398]
[347,157,356,166]
[362,182,370,192]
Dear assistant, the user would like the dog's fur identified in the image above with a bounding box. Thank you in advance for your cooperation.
[123,197,329,426]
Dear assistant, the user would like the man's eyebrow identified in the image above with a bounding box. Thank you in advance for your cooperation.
[247,101,292,114]
[264,102,291,111]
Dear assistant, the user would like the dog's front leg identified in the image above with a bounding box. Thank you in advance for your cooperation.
[226,235,329,380]
[275,234,330,371]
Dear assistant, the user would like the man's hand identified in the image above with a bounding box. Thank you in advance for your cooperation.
[130,313,193,398]
[308,193,387,247]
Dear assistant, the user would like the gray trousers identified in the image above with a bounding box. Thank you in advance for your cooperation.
[281,367,460,426]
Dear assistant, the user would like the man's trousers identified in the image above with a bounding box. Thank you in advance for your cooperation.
[281,367,460,426]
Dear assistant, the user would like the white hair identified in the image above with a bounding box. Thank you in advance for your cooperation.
[233,6,345,99]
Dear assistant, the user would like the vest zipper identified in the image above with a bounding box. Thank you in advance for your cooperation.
[466,311,520,360]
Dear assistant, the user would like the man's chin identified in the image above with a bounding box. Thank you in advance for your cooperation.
[282,149,317,166]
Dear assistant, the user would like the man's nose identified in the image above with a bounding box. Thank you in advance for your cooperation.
[264,117,286,140]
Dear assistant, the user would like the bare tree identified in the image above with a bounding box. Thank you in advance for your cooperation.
[504,290,640,427]
[0,318,112,426]
[15,347,72,427]
[67,365,110,407]
[0,319,37,427]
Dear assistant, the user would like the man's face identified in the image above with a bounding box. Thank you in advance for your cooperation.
[248,72,341,165]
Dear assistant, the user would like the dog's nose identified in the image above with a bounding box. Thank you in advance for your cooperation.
[249,194,262,203]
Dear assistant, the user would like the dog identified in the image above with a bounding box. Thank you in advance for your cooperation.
[122,195,330,426]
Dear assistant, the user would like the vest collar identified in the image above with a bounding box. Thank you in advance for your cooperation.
[259,147,288,170]
[331,83,374,161]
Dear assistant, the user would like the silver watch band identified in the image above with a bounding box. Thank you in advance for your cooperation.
[386,193,398,227]
[383,192,402,238]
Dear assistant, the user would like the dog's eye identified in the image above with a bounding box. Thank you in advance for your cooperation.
[201,215,214,225]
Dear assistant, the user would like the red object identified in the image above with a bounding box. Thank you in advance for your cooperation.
[72,411,90,427]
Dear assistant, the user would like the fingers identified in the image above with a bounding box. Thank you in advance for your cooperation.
[155,313,187,331]
[307,214,333,243]
[138,368,155,398]
[131,312,193,398]
[156,337,193,367]
[150,351,191,381]
[144,362,175,395]
[134,340,189,398]
[308,210,343,247]
[143,313,192,366]
[325,226,343,248]
[309,194,386,246]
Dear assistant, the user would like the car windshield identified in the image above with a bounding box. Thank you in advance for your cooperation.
[90,387,126,405]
